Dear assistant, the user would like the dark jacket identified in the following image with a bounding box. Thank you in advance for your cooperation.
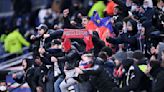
[82,63,116,92]
[41,48,65,76]
[150,66,164,92]
[112,64,152,92]
[58,48,81,70]
[106,32,138,51]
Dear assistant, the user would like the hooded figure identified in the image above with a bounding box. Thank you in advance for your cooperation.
[107,18,138,51]
[13,58,36,92]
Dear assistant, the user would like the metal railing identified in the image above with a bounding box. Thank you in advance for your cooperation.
[0,52,33,70]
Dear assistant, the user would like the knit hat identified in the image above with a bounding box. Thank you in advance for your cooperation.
[132,50,145,60]
[113,51,127,62]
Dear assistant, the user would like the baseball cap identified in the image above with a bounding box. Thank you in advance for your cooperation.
[36,24,48,31]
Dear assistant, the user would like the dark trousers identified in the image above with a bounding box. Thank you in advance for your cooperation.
[46,70,54,92]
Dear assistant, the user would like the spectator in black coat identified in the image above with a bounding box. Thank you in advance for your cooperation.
[76,53,116,92]
[112,0,129,22]
[112,51,152,92]
[107,18,138,51]
[13,57,47,92]
[38,39,65,92]
[149,59,164,92]
[100,46,115,74]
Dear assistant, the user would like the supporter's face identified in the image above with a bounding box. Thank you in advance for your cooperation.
[35,58,42,65]
[114,7,119,15]
[158,0,164,7]
[81,54,92,63]
[114,59,121,66]
[126,0,132,7]
[131,3,138,11]
[143,0,149,8]
[51,44,59,49]
[22,60,27,70]
[127,21,133,31]
[0,82,7,92]
[82,18,89,27]
[141,27,145,35]
[38,29,45,35]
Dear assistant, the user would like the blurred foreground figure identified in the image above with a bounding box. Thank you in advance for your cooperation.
[0,71,8,92]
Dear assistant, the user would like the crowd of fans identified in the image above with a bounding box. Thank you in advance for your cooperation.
[0,0,164,92]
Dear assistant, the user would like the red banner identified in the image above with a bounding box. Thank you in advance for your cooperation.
[62,29,94,52]
[62,29,89,39]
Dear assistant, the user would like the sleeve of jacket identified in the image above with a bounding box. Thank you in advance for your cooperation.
[4,38,9,52]
[17,30,30,47]
[58,50,78,62]
[50,30,63,39]
[82,65,101,75]
[153,71,164,92]
[92,35,105,47]
[41,52,54,65]
[106,36,123,44]
[122,35,137,45]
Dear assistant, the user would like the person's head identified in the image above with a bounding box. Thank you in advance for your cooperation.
[22,58,33,70]
[126,51,134,59]
[0,71,7,92]
[36,24,48,35]
[72,0,81,9]
[114,22,123,35]
[132,50,145,63]
[113,51,127,66]
[35,56,42,66]
[123,18,138,34]
[82,16,89,27]
[51,39,62,49]
[122,59,134,71]
[127,19,137,32]
[113,6,120,15]
[130,2,139,12]
[81,53,94,63]
[98,52,108,61]
[0,81,7,92]
[157,0,164,9]
[101,46,113,57]
[143,0,149,9]
[22,59,27,70]
[157,42,164,60]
